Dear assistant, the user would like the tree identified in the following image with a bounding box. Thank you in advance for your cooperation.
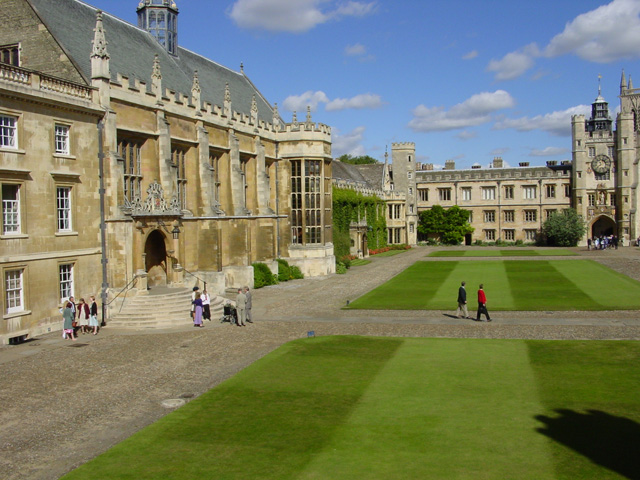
[541,208,586,247]
[337,154,379,165]
[418,205,474,245]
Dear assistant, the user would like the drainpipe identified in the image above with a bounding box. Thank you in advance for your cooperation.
[275,143,280,258]
[97,117,109,325]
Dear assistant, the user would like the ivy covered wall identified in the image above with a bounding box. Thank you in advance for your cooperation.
[333,187,387,260]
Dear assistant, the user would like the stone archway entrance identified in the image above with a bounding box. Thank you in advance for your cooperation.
[144,230,168,287]
[591,215,616,238]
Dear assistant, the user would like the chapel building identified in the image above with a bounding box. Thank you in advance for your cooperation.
[0,0,334,344]
[571,72,640,245]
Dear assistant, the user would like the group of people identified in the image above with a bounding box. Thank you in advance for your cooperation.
[588,235,619,250]
[456,281,491,322]
[190,286,253,327]
[61,296,100,341]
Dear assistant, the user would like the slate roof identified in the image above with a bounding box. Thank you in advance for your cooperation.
[332,161,384,191]
[354,163,384,190]
[27,0,275,122]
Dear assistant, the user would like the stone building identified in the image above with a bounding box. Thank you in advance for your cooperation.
[391,145,572,244]
[1,0,334,343]
[571,73,640,246]
[331,144,417,254]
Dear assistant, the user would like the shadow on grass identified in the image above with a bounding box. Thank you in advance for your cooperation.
[535,409,640,480]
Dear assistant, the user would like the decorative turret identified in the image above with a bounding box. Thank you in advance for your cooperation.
[137,0,179,56]
[620,69,627,93]
[587,75,612,133]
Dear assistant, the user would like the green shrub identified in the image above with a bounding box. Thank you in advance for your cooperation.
[336,262,348,274]
[253,262,278,289]
[277,258,291,282]
[290,265,304,279]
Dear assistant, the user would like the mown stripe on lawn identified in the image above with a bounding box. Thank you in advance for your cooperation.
[299,338,555,479]
[505,260,601,310]
[61,336,402,480]
[433,260,514,310]
[551,260,640,310]
[347,261,457,309]
[527,340,640,479]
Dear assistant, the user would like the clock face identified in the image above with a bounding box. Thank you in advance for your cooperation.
[591,154,611,174]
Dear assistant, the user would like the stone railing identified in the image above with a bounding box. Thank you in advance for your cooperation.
[0,63,30,85]
[40,75,92,100]
[0,63,92,100]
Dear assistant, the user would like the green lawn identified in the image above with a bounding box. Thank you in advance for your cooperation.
[347,259,640,310]
[429,249,577,257]
[350,258,372,266]
[62,336,640,480]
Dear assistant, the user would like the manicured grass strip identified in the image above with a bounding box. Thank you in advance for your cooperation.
[428,249,577,257]
[528,340,640,480]
[298,338,555,479]
[505,260,602,311]
[552,260,640,310]
[63,337,640,479]
[346,261,458,309]
[62,336,402,480]
[350,259,371,266]
[347,260,640,310]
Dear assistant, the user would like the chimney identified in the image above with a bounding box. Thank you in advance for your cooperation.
[519,162,529,167]
[492,157,503,168]
[444,160,455,170]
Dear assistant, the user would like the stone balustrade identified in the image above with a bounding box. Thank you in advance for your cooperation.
[0,63,93,100]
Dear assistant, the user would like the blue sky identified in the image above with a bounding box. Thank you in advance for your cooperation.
[85,0,640,169]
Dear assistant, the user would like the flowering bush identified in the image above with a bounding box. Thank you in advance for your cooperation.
[368,244,411,255]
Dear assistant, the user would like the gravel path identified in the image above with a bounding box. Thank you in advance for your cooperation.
[1,245,640,480]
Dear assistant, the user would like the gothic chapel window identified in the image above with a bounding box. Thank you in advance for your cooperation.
[172,147,187,210]
[118,139,143,204]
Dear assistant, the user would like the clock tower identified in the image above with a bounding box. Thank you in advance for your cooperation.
[571,78,617,244]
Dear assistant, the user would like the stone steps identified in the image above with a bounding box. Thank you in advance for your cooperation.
[107,288,229,328]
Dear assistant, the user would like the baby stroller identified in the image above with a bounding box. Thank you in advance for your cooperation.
[221,304,238,325]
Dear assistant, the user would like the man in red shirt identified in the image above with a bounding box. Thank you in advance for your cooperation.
[476,284,491,322]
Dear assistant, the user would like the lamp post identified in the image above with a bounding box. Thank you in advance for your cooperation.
[171,224,183,284]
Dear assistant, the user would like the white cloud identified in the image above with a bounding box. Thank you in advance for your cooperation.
[493,104,591,136]
[490,147,510,157]
[486,0,640,81]
[326,93,383,111]
[544,0,640,63]
[528,146,569,157]
[456,130,477,140]
[332,126,367,157]
[408,90,516,132]
[345,43,367,56]
[486,44,539,81]
[462,50,478,60]
[228,0,377,33]
[282,91,383,112]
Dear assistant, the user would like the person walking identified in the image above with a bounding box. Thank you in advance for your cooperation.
[456,281,470,319]
[62,301,76,341]
[89,295,99,335]
[476,284,491,322]
[201,289,211,322]
[192,291,204,328]
[235,288,247,327]
[244,286,253,323]
[190,287,199,321]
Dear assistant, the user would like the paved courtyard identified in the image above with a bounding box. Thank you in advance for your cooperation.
[1,246,640,480]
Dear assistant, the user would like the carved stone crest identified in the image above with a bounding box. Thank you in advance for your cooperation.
[125,181,181,217]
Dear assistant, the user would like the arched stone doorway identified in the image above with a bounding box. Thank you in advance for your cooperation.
[591,215,616,239]
[144,230,168,287]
